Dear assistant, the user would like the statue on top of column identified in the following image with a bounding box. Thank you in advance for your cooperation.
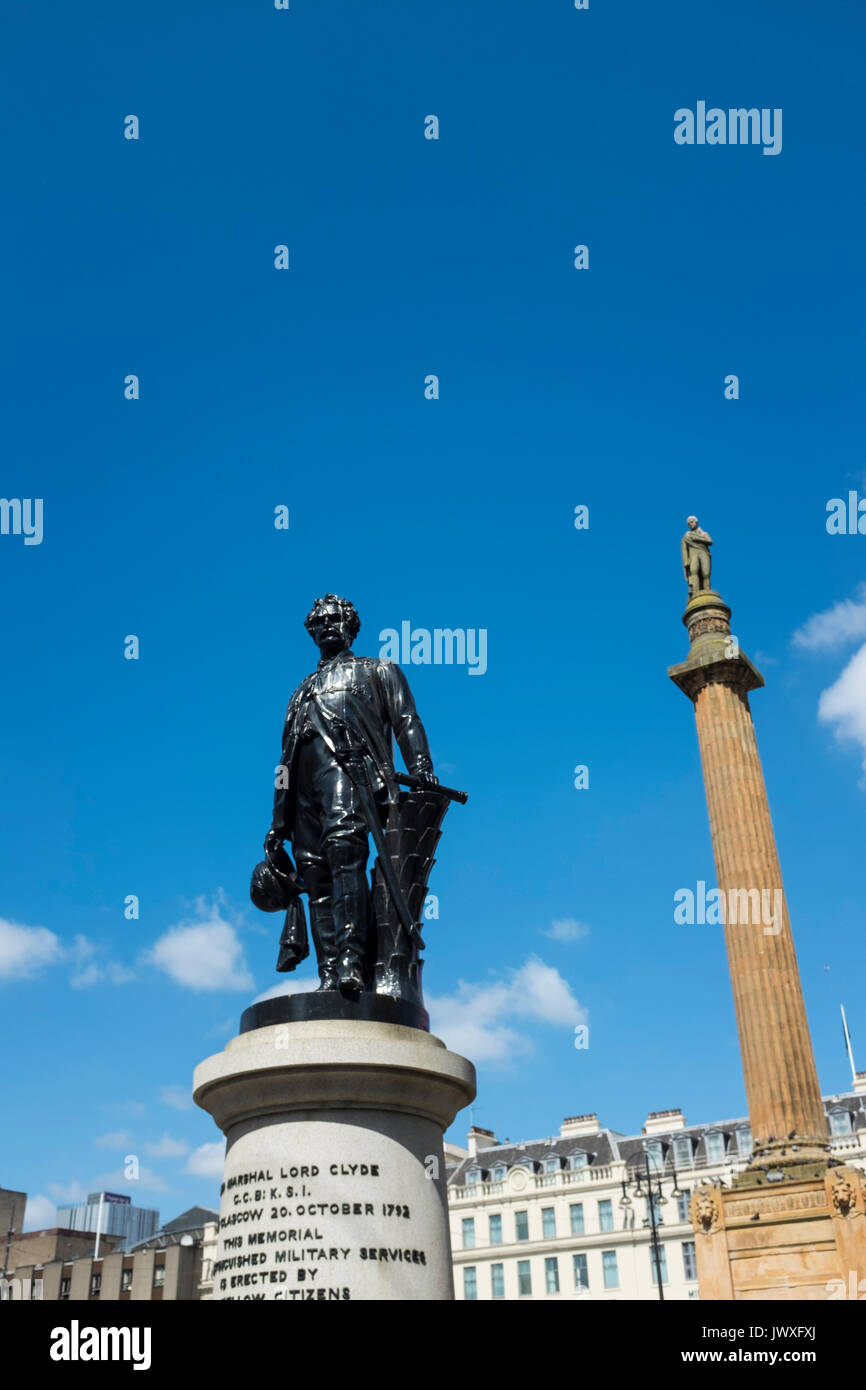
[682,516,713,597]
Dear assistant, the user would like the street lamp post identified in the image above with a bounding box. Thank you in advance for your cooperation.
[619,1142,684,1303]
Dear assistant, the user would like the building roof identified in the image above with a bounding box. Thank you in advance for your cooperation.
[446,1090,866,1187]
[127,1205,219,1251]
[161,1207,220,1234]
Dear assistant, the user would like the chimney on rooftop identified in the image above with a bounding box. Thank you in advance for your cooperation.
[854,1072,866,1096]
[560,1113,599,1138]
[644,1108,686,1134]
[467,1126,497,1157]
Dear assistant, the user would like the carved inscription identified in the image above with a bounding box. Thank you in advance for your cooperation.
[727,1189,828,1221]
[214,1162,431,1300]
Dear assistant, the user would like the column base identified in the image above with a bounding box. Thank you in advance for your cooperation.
[691,1166,866,1300]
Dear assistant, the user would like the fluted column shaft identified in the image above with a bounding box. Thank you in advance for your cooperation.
[692,677,826,1149]
[669,591,828,1163]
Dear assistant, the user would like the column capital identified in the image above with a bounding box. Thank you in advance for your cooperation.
[668,590,765,703]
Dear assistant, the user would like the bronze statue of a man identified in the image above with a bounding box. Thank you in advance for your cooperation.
[258,595,439,998]
[682,516,712,597]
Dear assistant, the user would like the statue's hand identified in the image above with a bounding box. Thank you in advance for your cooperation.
[412,764,438,786]
[264,828,284,858]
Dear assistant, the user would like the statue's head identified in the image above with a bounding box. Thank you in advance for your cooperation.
[686,515,699,530]
[304,594,361,656]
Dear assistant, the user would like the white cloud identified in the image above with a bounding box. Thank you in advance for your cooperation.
[541,917,590,943]
[793,585,866,653]
[185,1141,226,1179]
[793,588,866,775]
[93,1131,133,1150]
[68,933,135,987]
[253,978,319,1003]
[0,923,134,988]
[24,1195,56,1230]
[160,1085,193,1112]
[427,956,586,1065]
[47,1179,89,1205]
[71,959,136,989]
[817,644,866,774]
[0,918,63,980]
[145,906,253,992]
[94,1165,171,1196]
[145,1133,190,1159]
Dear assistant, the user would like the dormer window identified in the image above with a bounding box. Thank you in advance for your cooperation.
[704,1132,726,1163]
[491,1164,507,1182]
[645,1141,664,1173]
[829,1109,853,1136]
[465,1166,482,1185]
[735,1126,753,1156]
[673,1136,692,1168]
[543,1157,561,1174]
[568,1151,589,1171]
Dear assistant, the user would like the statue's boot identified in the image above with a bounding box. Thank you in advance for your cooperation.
[307,894,339,991]
[332,884,369,997]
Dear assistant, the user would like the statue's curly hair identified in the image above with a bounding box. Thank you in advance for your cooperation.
[304,593,361,640]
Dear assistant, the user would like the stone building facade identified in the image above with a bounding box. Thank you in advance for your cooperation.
[448,1082,866,1301]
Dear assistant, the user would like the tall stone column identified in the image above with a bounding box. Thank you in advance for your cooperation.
[669,545,865,1300]
[669,590,827,1168]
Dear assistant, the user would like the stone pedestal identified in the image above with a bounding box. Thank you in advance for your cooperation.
[193,1018,475,1302]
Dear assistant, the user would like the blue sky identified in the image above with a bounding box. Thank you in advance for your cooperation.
[3,0,866,1228]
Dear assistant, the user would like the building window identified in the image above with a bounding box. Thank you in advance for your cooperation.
[573,1252,589,1290]
[673,1137,692,1168]
[463,1267,477,1301]
[598,1199,614,1232]
[490,1263,505,1299]
[829,1110,853,1136]
[569,1151,589,1171]
[602,1250,619,1289]
[489,1213,502,1245]
[517,1260,532,1296]
[677,1189,691,1223]
[569,1202,584,1235]
[543,1156,560,1174]
[89,1272,101,1297]
[153,1266,165,1289]
[682,1240,698,1282]
[705,1132,726,1163]
[491,1165,507,1182]
[541,1207,556,1239]
[544,1256,560,1294]
[120,1269,133,1293]
[515,1210,529,1242]
[465,1166,482,1186]
[649,1244,668,1285]
[645,1194,662,1226]
[646,1142,664,1173]
[736,1126,753,1156]
[59,1277,70,1300]
[462,1217,475,1250]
